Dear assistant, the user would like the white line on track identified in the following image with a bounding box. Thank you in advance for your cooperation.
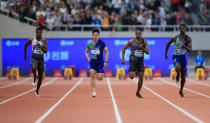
[133,79,204,123]
[107,77,123,123]
[0,77,7,80]
[159,78,210,98]
[0,78,58,105]
[35,78,84,123]
[0,78,31,89]
[186,78,210,87]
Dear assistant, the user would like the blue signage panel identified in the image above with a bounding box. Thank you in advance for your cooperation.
[2,38,180,76]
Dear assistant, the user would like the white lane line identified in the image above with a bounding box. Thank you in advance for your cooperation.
[133,79,204,123]
[159,78,210,99]
[35,78,84,123]
[186,78,210,87]
[0,78,58,105]
[107,77,123,123]
[0,77,6,80]
[0,78,31,89]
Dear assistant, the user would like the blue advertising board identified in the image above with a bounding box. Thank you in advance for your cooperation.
[2,38,180,76]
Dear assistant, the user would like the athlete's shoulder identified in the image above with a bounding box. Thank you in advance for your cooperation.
[171,35,178,41]
[30,37,34,40]
[98,39,104,43]
[87,40,92,44]
[99,39,106,46]
[128,39,134,44]
[143,39,148,44]
[86,40,92,48]
[174,35,178,39]
[186,35,192,41]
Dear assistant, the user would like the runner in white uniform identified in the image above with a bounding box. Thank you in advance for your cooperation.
[24,28,48,97]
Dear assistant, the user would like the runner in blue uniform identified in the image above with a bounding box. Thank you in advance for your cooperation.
[85,29,109,97]
[165,24,192,97]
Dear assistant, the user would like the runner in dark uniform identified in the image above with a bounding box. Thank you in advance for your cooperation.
[121,29,149,98]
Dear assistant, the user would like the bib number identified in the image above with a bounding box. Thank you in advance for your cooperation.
[91,48,100,55]
[134,50,144,57]
[34,47,43,55]
[177,48,186,55]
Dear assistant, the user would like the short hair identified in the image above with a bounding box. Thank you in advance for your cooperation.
[36,27,43,32]
[179,24,187,28]
[92,28,100,34]
[135,29,141,33]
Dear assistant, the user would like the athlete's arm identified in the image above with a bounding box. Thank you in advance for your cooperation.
[85,48,91,62]
[121,40,132,64]
[142,40,149,54]
[165,37,176,60]
[37,39,48,53]
[104,46,109,67]
[24,39,32,61]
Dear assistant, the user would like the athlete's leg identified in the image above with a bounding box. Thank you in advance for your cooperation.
[175,63,181,82]
[129,72,135,79]
[136,72,144,94]
[179,71,186,97]
[179,56,187,97]
[97,64,104,80]
[97,73,104,80]
[36,59,44,96]
[90,69,97,91]
[173,55,181,83]
[31,65,37,78]
[31,65,37,84]
[136,59,144,98]
[31,57,38,85]
[129,60,136,79]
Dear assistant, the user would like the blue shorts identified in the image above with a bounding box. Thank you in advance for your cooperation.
[172,55,186,72]
[90,61,104,73]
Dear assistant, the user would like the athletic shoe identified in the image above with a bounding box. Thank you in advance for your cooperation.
[179,91,184,98]
[92,91,96,97]
[136,93,143,98]
[35,91,40,97]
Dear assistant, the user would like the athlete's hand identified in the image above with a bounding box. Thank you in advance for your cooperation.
[165,54,168,60]
[24,55,27,61]
[121,59,125,64]
[104,62,108,67]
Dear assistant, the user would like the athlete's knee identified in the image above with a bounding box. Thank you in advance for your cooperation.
[129,74,135,79]
[129,72,135,79]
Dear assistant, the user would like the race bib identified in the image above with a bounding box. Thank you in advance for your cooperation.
[177,48,186,55]
[91,48,100,55]
[34,47,43,54]
[134,50,144,57]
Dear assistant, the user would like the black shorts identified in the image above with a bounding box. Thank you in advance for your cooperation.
[30,55,44,73]
[129,58,144,73]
